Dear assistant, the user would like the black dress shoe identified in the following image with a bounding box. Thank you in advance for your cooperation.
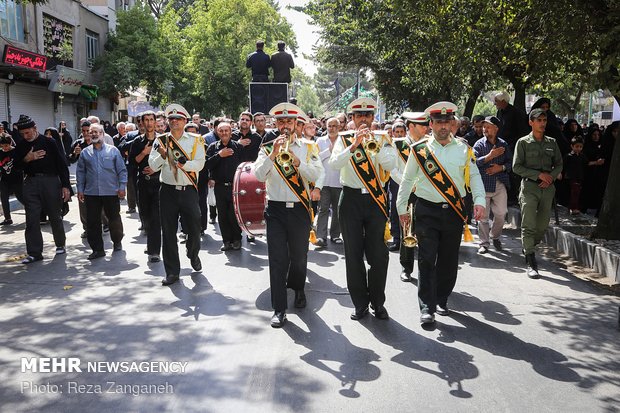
[294,290,307,308]
[493,238,503,251]
[400,271,411,282]
[191,256,202,271]
[220,243,232,251]
[162,274,180,286]
[232,240,242,250]
[373,305,389,320]
[270,311,287,328]
[350,306,369,320]
[87,251,105,260]
[436,304,450,316]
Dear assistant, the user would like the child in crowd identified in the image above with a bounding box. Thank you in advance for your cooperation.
[0,133,24,225]
[563,137,601,215]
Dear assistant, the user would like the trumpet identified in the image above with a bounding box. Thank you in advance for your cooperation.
[276,132,293,167]
[402,203,418,248]
[363,130,389,156]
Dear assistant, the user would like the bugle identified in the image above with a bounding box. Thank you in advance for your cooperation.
[402,203,417,248]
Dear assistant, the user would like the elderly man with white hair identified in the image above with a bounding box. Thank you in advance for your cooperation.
[86,115,115,145]
[76,123,127,259]
[493,91,529,203]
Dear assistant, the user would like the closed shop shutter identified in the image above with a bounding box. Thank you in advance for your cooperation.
[9,82,55,129]
[0,83,7,122]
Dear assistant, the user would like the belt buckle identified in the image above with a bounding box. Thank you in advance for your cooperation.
[175,185,183,191]
[286,202,294,208]
[442,204,449,209]
[144,175,151,181]
[361,188,369,194]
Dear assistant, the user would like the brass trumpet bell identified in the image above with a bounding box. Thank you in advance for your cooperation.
[402,204,417,248]
[276,140,292,167]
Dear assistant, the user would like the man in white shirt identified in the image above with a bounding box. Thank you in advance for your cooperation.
[148,104,206,286]
[254,102,323,328]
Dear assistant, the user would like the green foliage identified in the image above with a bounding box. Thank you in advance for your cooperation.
[304,0,616,113]
[296,84,321,116]
[171,0,297,116]
[94,4,173,105]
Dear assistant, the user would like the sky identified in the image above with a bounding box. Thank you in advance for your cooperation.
[278,0,320,77]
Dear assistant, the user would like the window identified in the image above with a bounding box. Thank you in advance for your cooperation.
[86,30,99,69]
[0,0,25,43]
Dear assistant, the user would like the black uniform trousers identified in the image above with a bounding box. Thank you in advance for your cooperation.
[388,178,400,241]
[265,201,311,312]
[137,177,161,255]
[399,192,418,274]
[214,183,241,243]
[0,173,24,220]
[414,198,463,314]
[160,183,201,276]
[22,175,65,257]
[85,195,123,252]
[339,186,389,311]
[126,165,137,210]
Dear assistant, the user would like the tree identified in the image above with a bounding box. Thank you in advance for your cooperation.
[174,0,297,116]
[296,84,321,116]
[94,4,173,105]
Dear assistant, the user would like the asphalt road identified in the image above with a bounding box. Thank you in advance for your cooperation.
[0,199,618,413]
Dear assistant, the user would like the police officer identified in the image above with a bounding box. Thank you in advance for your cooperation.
[328,97,397,321]
[397,102,485,325]
[513,108,563,279]
[254,102,323,328]
[148,104,206,286]
[391,112,430,282]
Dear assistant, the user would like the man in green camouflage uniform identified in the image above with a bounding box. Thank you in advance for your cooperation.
[513,108,563,278]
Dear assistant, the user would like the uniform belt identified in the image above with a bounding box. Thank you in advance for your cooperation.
[141,174,160,181]
[27,173,57,177]
[343,186,370,195]
[418,198,450,209]
[216,182,233,186]
[163,183,192,191]
[524,178,542,183]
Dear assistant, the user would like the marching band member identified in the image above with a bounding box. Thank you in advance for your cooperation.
[328,97,397,321]
[254,103,324,328]
[148,104,206,286]
[396,102,485,325]
[391,112,430,282]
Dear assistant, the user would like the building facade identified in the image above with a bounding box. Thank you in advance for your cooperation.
[0,0,111,138]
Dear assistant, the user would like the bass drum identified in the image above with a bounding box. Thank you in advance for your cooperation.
[233,162,267,237]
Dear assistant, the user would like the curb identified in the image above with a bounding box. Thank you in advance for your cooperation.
[507,206,619,284]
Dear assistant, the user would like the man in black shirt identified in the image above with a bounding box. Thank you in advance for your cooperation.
[271,41,294,83]
[205,121,244,251]
[14,115,71,264]
[232,111,262,162]
[246,40,270,82]
[129,111,161,262]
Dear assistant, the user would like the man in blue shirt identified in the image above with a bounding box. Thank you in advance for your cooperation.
[76,123,128,260]
[473,116,512,254]
[246,40,271,82]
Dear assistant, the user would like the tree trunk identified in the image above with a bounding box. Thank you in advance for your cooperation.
[462,88,480,119]
[512,82,527,113]
[593,117,620,240]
